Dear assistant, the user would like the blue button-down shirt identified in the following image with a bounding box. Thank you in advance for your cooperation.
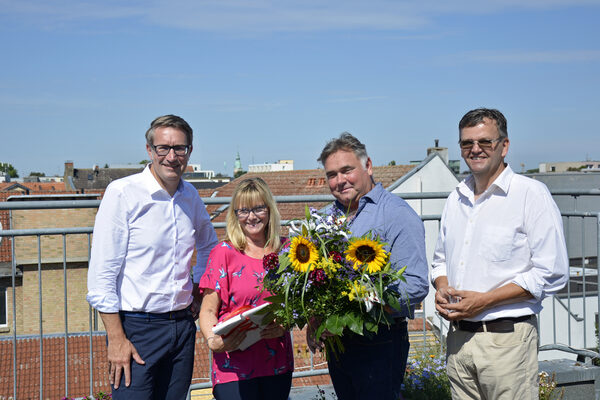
[333,183,429,317]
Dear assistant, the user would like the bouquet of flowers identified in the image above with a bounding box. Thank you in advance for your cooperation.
[261,206,406,355]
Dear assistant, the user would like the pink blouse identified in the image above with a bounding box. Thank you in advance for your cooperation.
[199,241,294,386]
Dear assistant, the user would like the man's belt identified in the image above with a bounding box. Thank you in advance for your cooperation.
[120,307,191,320]
[453,315,533,333]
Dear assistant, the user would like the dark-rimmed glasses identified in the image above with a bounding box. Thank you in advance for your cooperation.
[459,138,503,151]
[235,205,268,219]
[151,144,190,156]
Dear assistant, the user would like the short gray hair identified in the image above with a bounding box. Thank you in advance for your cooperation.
[317,132,369,168]
[459,108,508,139]
[145,115,193,146]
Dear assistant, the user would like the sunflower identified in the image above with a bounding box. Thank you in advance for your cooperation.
[288,236,319,272]
[345,237,388,274]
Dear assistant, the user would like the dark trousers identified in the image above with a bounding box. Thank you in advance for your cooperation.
[112,311,196,400]
[213,371,293,400]
[327,320,410,400]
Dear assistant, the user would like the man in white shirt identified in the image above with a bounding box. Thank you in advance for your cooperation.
[431,108,568,399]
[87,115,218,399]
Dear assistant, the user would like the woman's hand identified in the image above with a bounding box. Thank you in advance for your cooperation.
[260,321,287,339]
[208,319,257,353]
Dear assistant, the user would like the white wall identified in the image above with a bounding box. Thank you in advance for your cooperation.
[390,155,459,321]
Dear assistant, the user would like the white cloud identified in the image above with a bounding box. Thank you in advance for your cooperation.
[467,50,600,63]
[2,0,598,33]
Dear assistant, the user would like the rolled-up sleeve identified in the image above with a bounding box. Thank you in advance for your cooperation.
[430,201,449,284]
[86,186,130,313]
[511,186,568,300]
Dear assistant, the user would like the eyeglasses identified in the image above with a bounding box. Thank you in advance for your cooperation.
[459,138,504,151]
[235,205,268,218]
[151,144,190,156]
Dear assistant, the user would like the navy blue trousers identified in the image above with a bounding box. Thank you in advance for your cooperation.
[111,312,196,400]
[213,371,293,400]
[327,320,410,400]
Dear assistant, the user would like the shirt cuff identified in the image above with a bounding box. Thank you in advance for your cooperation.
[430,264,447,286]
[511,275,543,301]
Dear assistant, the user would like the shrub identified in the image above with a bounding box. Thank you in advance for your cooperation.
[401,348,451,400]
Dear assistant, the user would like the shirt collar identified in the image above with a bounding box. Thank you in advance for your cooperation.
[457,164,514,200]
[334,182,383,213]
[142,164,183,196]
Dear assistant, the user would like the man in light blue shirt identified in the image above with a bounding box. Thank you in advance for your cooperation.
[313,132,429,400]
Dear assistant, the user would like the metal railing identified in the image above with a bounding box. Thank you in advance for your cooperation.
[0,190,599,399]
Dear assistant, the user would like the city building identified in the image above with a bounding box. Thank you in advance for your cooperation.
[248,159,294,173]
[539,160,600,173]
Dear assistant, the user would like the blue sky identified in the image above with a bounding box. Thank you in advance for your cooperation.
[1,0,599,177]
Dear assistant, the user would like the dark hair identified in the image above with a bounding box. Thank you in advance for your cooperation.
[145,115,193,146]
[459,108,508,138]
[317,132,368,167]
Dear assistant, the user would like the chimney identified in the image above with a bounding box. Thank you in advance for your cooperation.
[64,161,75,190]
[427,139,448,164]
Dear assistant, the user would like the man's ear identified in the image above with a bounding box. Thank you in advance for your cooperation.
[146,143,153,160]
[365,157,373,176]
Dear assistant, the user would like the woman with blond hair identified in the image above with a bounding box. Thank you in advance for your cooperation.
[198,177,293,400]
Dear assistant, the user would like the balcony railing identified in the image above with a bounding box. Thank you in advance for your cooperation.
[0,191,599,399]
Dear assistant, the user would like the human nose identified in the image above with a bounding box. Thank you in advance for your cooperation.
[470,141,483,153]
[165,147,178,160]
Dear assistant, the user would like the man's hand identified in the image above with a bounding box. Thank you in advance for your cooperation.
[107,335,145,389]
[99,312,145,389]
[435,285,459,320]
[306,317,334,353]
[441,288,488,321]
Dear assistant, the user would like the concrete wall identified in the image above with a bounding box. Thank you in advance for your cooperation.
[390,155,459,319]
[12,208,96,264]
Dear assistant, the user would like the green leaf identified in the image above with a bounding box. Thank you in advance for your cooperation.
[324,314,345,336]
[384,292,402,312]
[343,312,363,335]
[364,318,379,333]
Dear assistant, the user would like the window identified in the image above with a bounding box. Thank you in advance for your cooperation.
[0,287,6,326]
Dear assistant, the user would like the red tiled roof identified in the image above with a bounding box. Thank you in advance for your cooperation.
[200,166,415,239]
[0,181,68,192]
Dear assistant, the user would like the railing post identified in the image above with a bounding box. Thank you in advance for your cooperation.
[582,217,587,348]
[63,234,69,398]
[38,235,43,400]
[11,229,17,400]
[597,213,600,355]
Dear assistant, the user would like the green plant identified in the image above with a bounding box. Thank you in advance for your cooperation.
[539,371,564,400]
[401,347,451,400]
[61,391,111,400]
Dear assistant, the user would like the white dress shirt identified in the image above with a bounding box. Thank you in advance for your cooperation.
[431,165,568,321]
[87,166,218,313]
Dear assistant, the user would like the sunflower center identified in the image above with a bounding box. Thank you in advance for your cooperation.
[356,245,376,263]
[296,244,311,263]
